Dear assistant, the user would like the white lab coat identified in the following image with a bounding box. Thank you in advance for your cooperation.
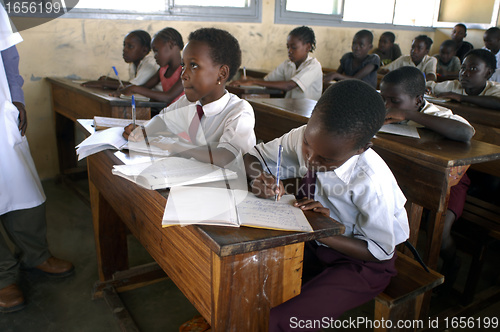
[0,6,45,215]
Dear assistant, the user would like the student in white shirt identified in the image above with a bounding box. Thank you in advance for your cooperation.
[379,35,437,81]
[244,80,409,330]
[229,26,323,100]
[426,49,500,110]
[123,28,256,168]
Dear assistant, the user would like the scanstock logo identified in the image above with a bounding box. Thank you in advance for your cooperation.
[3,0,79,31]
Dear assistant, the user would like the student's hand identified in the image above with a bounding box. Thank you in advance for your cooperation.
[228,79,255,87]
[384,108,407,124]
[123,124,144,141]
[436,91,462,102]
[294,198,330,217]
[323,72,338,82]
[250,172,284,200]
[81,80,104,88]
[13,102,27,136]
[110,85,136,97]
[378,68,389,75]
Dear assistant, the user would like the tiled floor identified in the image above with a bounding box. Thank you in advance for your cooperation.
[1,178,499,331]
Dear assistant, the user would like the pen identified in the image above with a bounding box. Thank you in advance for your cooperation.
[112,66,125,88]
[243,66,247,80]
[131,95,136,129]
[275,144,283,201]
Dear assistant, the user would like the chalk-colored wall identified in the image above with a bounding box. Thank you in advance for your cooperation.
[14,0,483,179]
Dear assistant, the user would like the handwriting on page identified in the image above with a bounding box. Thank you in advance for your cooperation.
[238,195,312,232]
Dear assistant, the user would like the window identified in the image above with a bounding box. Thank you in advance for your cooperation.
[276,0,444,29]
[66,0,261,22]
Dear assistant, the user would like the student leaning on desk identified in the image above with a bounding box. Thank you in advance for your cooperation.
[123,27,256,168]
[426,49,500,110]
[381,66,475,292]
[244,80,409,330]
[229,26,323,101]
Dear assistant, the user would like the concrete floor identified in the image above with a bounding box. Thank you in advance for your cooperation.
[1,178,499,331]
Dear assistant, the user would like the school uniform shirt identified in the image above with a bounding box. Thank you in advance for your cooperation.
[426,79,500,98]
[0,9,45,215]
[146,91,256,157]
[408,100,475,134]
[434,55,461,75]
[264,55,323,101]
[249,126,409,261]
[128,54,160,86]
[339,53,380,88]
[382,54,437,78]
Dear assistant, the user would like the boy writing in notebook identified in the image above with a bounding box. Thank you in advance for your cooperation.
[244,80,409,330]
[123,28,256,167]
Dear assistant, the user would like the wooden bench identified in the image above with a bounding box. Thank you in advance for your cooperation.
[453,195,500,305]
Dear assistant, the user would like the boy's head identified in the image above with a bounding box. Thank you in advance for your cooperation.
[439,40,458,64]
[380,66,426,112]
[378,31,396,52]
[352,30,373,58]
[287,26,316,67]
[304,80,385,172]
[187,27,241,82]
[123,30,151,64]
[483,27,500,54]
[460,49,496,90]
[411,35,433,64]
[451,24,467,43]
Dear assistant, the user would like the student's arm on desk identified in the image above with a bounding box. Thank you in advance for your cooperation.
[82,77,131,89]
[123,114,167,140]
[243,153,285,200]
[436,92,500,110]
[229,78,297,92]
[113,72,183,104]
[324,64,376,83]
[294,197,379,262]
[385,107,475,142]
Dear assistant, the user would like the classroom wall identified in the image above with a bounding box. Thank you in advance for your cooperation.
[15,0,471,179]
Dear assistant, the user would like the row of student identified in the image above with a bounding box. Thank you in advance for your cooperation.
[113,24,477,330]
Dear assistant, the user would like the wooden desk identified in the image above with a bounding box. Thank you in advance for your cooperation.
[247,98,500,269]
[87,149,344,331]
[47,77,167,176]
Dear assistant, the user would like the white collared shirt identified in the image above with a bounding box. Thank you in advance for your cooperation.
[383,54,437,77]
[146,91,256,157]
[426,79,500,98]
[408,100,475,133]
[128,54,161,90]
[264,55,323,101]
[249,126,409,261]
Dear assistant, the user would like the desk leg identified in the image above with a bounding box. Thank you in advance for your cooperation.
[55,112,77,175]
[89,179,129,281]
[210,243,303,331]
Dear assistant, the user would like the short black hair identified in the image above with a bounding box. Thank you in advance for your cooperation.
[381,66,426,97]
[464,49,497,70]
[381,31,396,43]
[289,26,316,52]
[355,29,374,44]
[154,27,184,49]
[414,35,433,50]
[312,80,386,149]
[441,39,457,51]
[485,27,500,39]
[455,23,467,33]
[188,28,242,81]
[128,30,152,52]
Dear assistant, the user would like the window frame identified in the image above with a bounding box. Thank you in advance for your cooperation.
[63,0,262,23]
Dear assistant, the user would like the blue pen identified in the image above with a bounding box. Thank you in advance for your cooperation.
[275,144,283,201]
[131,95,136,128]
[112,66,125,88]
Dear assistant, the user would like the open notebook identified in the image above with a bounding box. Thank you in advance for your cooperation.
[163,186,313,232]
[112,157,238,190]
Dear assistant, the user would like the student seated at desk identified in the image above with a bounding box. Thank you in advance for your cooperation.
[123,28,256,168]
[381,66,474,291]
[426,49,500,110]
[379,35,437,81]
[452,23,473,63]
[229,26,323,101]
[83,30,159,90]
[244,80,409,330]
[372,31,402,66]
[112,27,185,105]
[434,40,461,81]
[323,29,380,88]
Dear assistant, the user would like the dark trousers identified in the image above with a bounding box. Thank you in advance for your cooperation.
[269,242,397,332]
[0,203,51,288]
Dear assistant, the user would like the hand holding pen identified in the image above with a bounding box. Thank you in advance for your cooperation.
[250,145,284,200]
